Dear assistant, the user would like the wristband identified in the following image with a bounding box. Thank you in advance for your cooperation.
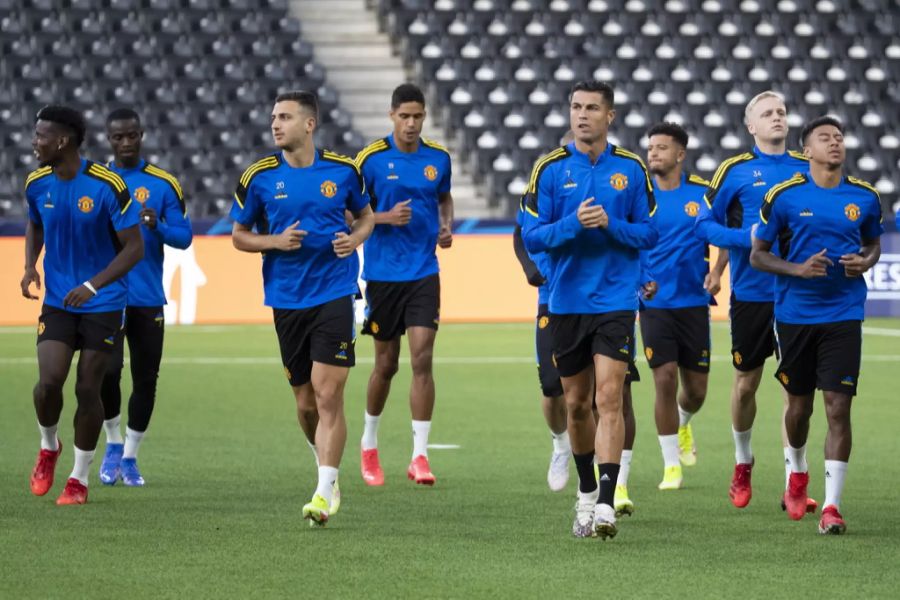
[83,281,97,295]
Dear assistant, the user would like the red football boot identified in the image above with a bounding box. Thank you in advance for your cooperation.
[56,478,88,506]
[30,440,63,496]
[361,448,385,486]
[407,455,435,486]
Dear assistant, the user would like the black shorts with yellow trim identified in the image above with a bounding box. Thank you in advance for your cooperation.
[730,296,776,371]
[37,304,123,353]
[550,310,636,378]
[774,320,862,397]
[362,274,440,341]
[535,304,563,397]
[640,306,711,373]
[273,295,356,387]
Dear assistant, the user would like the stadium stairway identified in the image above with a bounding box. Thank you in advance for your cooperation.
[290,0,500,217]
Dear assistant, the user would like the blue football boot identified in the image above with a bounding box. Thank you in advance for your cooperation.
[99,443,124,485]
[120,457,145,487]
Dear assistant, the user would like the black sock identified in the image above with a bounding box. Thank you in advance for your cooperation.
[597,463,621,506]
[573,452,598,494]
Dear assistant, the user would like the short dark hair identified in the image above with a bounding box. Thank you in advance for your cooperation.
[569,80,615,108]
[799,115,844,146]
[35,104,86,147]
[646,122,689,147]
[275,90,319,120]
[106,108,141,126]
[391,83,426,109]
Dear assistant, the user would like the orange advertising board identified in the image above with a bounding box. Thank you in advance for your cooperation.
[0,236,730,326]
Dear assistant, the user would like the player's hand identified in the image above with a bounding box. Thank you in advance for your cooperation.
[21,267,41,300]
[577,198,606,228]
[140,207,158,229]
[388,199,412,226]
[704,271,722,296]
[839,252,871,277]
[796,249,832,279]
[273,221,307,251]
[332,231,359,258]
[63,283,95,308]
[641,281,658,300]
[438,223,453,248]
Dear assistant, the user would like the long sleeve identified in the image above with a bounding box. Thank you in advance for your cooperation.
[513,221,546,287]
[694,177,752,249]
[521,164,583,253]
[155,188,192,249]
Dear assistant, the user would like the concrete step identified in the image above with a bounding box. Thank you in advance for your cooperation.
[307,41,396,59]
[300,20,381,38]
[327,68,406,88]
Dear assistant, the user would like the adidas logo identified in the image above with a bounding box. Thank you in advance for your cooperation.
[600,474,611,482]
[826,471,832,478]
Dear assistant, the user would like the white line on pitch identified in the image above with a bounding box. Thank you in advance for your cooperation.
[4,355,900,366]
[427,444,461,450]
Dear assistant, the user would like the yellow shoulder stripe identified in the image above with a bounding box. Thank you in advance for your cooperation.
[88,164,127,193]
[788,150,809,162]
[239,156,279,187]
[613,146,646,165]
[688,174,711,187]
[323,150,361,174]
[847,175,879,196]
[355,140,389,167]
[422,137,449,153]
[710,152,754,189]
[145,164,184,199]
[763,173,806,204]
[25,166,53,189]
[527,148,567,193]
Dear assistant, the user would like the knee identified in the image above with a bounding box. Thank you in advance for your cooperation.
[410,349,434,377]
[566,398,592,421]
[74,381,101,406]
[34,381,63,401]
[595,382,623,414]
[734,376,758,402]
[824,398,851,425]
[373,357,399,380]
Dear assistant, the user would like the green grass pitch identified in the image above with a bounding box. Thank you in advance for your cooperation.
[1,320,899,598]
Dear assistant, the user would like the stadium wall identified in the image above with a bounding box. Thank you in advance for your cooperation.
[4,235,899,326]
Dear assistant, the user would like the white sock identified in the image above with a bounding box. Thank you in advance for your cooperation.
[123,427,145,459]
[104,415,124,444]
[824,460,848,510]
[314,466,338,505]
[38,423,59,451]
[551,429,571,454]
[786,444,808,474]
[783,447,792,488]
[361,412,381,451]
[412,420,431,458]
[70,447,94,486]
[618,449,633,487]
[659,434,680,467]
[307,439,320,467]
[678,405,694,427]
[732,427,753,464]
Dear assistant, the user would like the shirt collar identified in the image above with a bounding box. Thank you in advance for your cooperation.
[566,141,613,165]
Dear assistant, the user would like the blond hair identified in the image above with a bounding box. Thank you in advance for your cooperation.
[744,91,785,125]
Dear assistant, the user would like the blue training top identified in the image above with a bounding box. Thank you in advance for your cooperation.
[521,142,658,314]
[26,159,141,313]
[230,149,370,309]
[694,146,809,302]
[108,159,193,307]
[755,173,884,324]
[356,134,451,282]
[641,173,711,309]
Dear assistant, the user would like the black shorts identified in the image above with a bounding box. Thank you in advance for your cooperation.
[535,304,563,397]
[640,306,711,373]
[537,306,638,396]
[362,274,440,341]
[273,295,356,386]
[730,296,776,371]
[774,320,862,396]
[37,304,123,353]
[550,310,635,378]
